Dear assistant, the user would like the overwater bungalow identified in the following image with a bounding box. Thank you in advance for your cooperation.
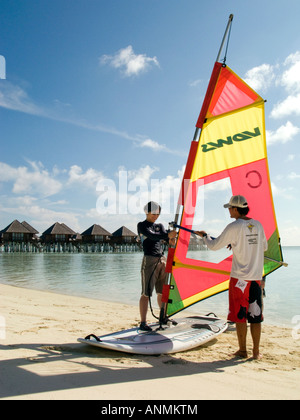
[40,222,76,243]
[0,220,141,253]
[1,220,39,243]
[111,226,138,245]
[81,224,111,244]
[72,232,83,243]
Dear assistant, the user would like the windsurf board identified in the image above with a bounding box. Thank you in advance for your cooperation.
[78,314,227,355]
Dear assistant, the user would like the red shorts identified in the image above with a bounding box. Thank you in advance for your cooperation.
[228,278,263,324]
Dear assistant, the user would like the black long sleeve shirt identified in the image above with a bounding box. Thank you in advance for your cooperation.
[137,220,169,257]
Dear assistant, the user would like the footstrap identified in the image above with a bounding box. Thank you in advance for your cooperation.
[84,334,101,342]
[191,323,221,333]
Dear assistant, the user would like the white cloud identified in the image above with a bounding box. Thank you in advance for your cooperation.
[241,51,300,121]
[203,177,231,192]
[0,80,136,140]
[95,165,185,219]
[189,79,202,88]
[139,138,167,152]
[0,161,62,197]
[287,172,300,180]
[266,121,300,145]
[271,181,294,199]
[0,81,44,116]
[0,161,183,233]
[100,45,159,77]
[126,165,158,182]
[281,51,300,92]
[68,165,105,189]
[0,195,81,233]
[270,51,300,118]
[244,64,275,92]
[270,92,300,118]
[136,137,185,156]
[0,161,109,233]
[286,154,295,162]
[0,80,177,155]
[0,160,109,199]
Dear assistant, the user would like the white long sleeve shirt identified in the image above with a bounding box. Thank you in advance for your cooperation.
[204,218,268,281]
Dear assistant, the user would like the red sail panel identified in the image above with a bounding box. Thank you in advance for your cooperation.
[209,66,260,117]
[196,65,260,128]
[196,62,223,129]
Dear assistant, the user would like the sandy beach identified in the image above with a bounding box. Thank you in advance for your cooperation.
[0,283,299,400]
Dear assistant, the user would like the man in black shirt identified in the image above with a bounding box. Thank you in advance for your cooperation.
[137,201,177,331]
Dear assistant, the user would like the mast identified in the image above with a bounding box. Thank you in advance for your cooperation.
[193,14,234,143]
[174,14,234,226]
[216,14,234,63]
[159,15,235,327]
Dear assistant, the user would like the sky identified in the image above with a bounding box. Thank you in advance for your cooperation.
[1,0,300,246]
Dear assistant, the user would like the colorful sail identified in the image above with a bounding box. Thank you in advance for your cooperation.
[164,62,284,317]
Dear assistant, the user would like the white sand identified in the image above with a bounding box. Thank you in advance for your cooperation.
[0,283,299,400]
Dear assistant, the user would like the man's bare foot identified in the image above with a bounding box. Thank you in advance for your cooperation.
[252,352,263,360]
[232,350,248,359]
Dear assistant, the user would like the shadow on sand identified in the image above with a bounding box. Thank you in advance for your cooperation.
[0,339,247,399]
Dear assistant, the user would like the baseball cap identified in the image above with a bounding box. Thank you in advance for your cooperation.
[223,195,248,209]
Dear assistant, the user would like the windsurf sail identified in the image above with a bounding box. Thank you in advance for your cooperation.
[162,15,285,319]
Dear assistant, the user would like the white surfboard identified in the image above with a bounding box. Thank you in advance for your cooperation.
[78,314,227,355]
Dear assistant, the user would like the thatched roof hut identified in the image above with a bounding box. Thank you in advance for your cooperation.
[1,220,39,242]
[81,224,111,243]
[21,221,39,235]
[111,226,137,245]
[41,222,76,243]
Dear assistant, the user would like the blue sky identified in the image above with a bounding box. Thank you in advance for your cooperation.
[1,0,300,246]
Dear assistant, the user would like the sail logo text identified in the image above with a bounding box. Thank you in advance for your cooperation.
[201,127,261,153]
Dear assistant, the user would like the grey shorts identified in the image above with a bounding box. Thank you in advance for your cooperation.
[141,255,167,297]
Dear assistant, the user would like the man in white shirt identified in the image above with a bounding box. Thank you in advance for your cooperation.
[196,195,268,360]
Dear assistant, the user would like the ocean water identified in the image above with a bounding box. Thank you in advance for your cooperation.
[0,247,298,328]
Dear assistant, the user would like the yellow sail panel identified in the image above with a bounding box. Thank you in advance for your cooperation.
[181,280,230,310]
[191,101,266,181]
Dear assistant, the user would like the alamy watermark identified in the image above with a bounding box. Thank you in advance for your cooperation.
[0,315,6,340]
[95,171,204,224]
[292,315,300,340]
[0,55,6,79]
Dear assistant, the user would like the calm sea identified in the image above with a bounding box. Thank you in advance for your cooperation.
[0,247,298,328]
